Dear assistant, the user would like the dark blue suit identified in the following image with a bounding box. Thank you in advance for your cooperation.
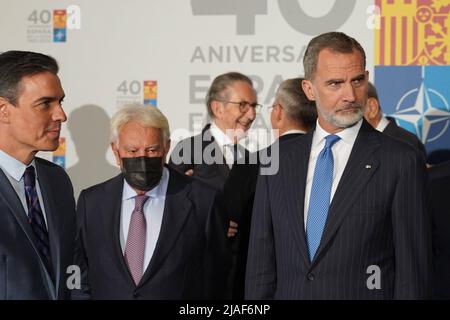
[245,120,431,299]
[73,167,229,299]
[0,157,76,299]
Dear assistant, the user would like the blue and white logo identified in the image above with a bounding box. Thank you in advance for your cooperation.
[375,66,450,155]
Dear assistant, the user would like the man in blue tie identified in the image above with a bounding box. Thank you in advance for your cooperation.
[0,51,76,299]
[245,32,431,299]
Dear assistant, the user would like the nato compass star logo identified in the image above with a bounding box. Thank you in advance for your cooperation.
[53,28,66,42]
[389,67,450,144]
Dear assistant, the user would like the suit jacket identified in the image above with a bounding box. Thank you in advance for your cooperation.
[427,160,450,182]
[383,117,427,161]
[245,120,431,299]
[224,133,303,299]
[169,124,249,191]
[0,157,76,300]
[426,161,450,299]
[73,166,229,299]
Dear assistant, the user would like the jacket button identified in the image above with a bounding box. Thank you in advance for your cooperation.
[133,292,141,298]
[307,273,315,281]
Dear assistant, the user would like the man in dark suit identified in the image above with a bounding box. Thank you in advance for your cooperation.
[224,77,317,299]
[0,51,76,299]
[245,32,431,299]
[169,72,259,298]
[364,82,427,161]
[73,105,229,299]
[169,72,260,191]
[428,160,450,181]
[426,161,450,299]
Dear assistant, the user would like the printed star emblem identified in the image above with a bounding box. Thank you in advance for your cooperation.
[391,74,450,143]
[56,31,64,40]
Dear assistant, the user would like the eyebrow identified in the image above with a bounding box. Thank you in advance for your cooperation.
[352,73,366,81]
[33,94,65,104]
[325,73,366,85]
[124,143,161,150]
[146,144,161,149]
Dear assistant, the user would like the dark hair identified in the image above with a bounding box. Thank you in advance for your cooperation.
[0,50,59,105]
[275,77,317,130]
[367,81,379,100]
[205,72,254,118]
[303,32,366,80]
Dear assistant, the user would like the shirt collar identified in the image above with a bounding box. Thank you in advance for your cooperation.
[122,166,169,201]
[313,118,363,148]
[376,116,390,132]
[282,129,306,136]
[210,121,234,148]
[0,149,36,182]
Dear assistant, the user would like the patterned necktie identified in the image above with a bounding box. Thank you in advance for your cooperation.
[23,166,53,272]
[306,134,341,261]
[124,194,149,285]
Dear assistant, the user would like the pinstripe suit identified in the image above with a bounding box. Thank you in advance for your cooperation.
[245,120,431,299]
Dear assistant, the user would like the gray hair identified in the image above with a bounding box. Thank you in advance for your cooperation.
[205,72,254,118]
[110,104,170,145]
[303,32,366,80]
[275,77,317,130]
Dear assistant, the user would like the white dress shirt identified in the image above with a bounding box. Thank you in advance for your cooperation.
[120,166,169,272]
[281,129,306,136]
[210,121,243,168]
[304,119,362,229]
[0,149,48,227]
[375,116,390,132]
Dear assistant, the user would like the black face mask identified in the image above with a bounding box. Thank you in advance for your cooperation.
[121,156,163,191]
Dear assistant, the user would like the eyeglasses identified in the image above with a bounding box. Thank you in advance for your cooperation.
[217,100,262,113]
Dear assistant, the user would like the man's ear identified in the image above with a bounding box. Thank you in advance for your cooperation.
[0,97,10,124]
[111,142,122,168]
[366,97,380,120]
[274,104,283,122]
[302,79,315,101]
[210,100,223,119]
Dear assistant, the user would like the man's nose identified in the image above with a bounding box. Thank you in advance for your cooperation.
[245,105,257,121]
[53,103,67,122]
[342,83,356,103]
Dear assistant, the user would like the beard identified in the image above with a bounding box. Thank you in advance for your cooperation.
[319,103,366,129]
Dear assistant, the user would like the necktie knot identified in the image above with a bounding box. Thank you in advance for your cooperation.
[134,195,149,213]
[23,166,36,188]
[324,134,340,150]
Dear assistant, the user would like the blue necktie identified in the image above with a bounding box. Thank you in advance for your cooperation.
[306,134,341,261]
[23,166,53,275]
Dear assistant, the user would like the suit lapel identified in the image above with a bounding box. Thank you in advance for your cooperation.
[104,175,135,283]
[0,167,56,299]
[139,171,192,285]
[281,133,312,268]
[312,121,381,264]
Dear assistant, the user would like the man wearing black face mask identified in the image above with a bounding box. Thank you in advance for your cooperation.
[72,104,229,299]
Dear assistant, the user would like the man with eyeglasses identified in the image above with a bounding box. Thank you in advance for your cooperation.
[169,71,260,298]
[169,72,259,189]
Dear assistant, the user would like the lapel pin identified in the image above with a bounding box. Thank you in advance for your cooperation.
[365,164,372,169]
